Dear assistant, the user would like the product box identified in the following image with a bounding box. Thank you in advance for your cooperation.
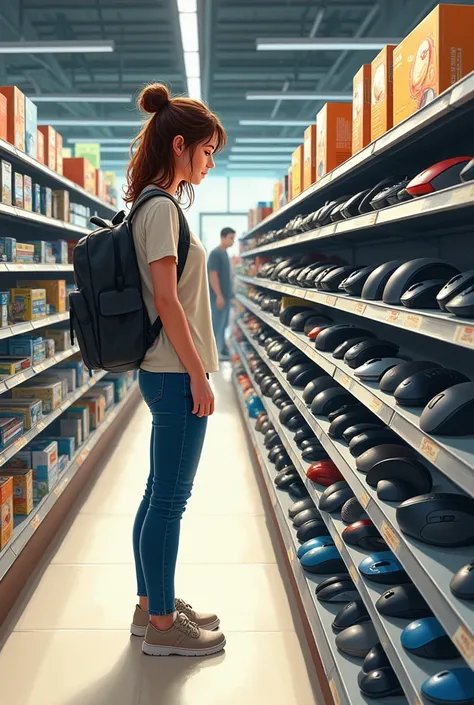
[14,172,23,208]
[0,468,33,516]
[0,237,15,262]
[371,45,396,141]
[56,358,85,387]
[81,391,106,429]
[37,129,44,164]
[18,280,66,314]
[63,157,96,195]
[36,375,68,400]
[291,145,304,199]
[0,399,42,429]
[12,381,62,414]
[32,183,41,213]
[31,441,58,501]
[23,174,32,211]
[393,4,474,126]
[44,338,55,358]
[0,417,24,449]
[0,356,31,376]
[303,124,317,190]
[287,165,293,201]
[352,64,372,155]
[272,181,280,212]
[1,159,12,205]
[65,405,90,440]
[10,288,46,322]
[106,374,128,403]
[0,93,6,141]
[95,381,115,409]
[95,169,104,201]
[0,86,25,151]
[15,242,35,263]
[58,454,68,474]
[40,186,52,218]
[59,418,82,447]
[24,96,37,159]
[4,450,31,469]
[25,240,47,264]
[40,436,75,461]
[8,335,45,362]
[67,240,78,264]
[38,125,56,170]
[43,327,70,351]
[44,367,76,393]
[52,191,69,222]
[52,239,68,263]
[0,477,13,549]
[316,102,352,180]
[55,131,63,175]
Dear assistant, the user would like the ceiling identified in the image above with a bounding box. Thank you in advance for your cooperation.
[0,0,468,175]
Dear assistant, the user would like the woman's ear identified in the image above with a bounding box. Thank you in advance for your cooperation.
[173,134,185,156]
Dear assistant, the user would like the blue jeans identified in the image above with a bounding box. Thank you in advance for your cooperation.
[210,297,231,355]
[133,371,208,615]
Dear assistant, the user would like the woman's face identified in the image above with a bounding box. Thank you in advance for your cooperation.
[174,133,217,185]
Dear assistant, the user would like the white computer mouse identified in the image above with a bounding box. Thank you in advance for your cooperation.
[354,358,404,382]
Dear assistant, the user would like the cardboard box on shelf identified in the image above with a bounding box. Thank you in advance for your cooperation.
[0,86,25,151]
[316,102,352,180]
[0,477,13,549]
[10,288,46,322]
[371,45,396,141]
[40,186,52,217]
[63,157,96,195]
[272,181,280,212]
[0,468,33,516]
[64,405,90,441]
[14,172,23,208]
[303,124,317,190]
[15,242,35,263]
[38,125,56,171]
[1,160,12,205]
[0,93,7,142]
[23,175,32,212]
[12,381,62,414]
[59,418,82,447]
[291,145,304,198]
[43,327,70,351]
[31,441,58,501]
[52,189,70,222]
[37,129,44,164]
[287,165,293,200]
[352,64,372,155]
[55,131,63,175]
[24,96,37,159]
[33,183,41,213]
[393,4,474,126]
[18,280,66,314]
[0,399,42,430]
[95,169,104,201]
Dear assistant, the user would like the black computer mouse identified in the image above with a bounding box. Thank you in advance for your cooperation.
[401,617,460,659]
[304,264,339,288]
[437,271,474,311]
[264,429,280,448]
[366,456,433,497]
[315,324,373,352]
[260,420,274,436]
[267,381,282,399]
[332,599,370,633]
[303,377,338,405]
[288,481,309,500]
[288,497,316,519]
[355,357,407,383]
[300,544,346,574]
[278,265,295,283]
[301,444,329,462]
[341,497,369,525]
[336,623,379,658]
[342,422,385,443]
[420,382,474,436]
[376,584,432,619]
[330,201,348,223]
[373,176,412,206]
[356,443,417,475]
[361,645,391,682]
[422,668,474,705]
[333,335,376,360]
[328,410,380,439]
[292,507,323,528]
[348,428,403,457]
[296,518,332,544]
[279,404,299,426]
[359,177,401,214]
[280,305,309,327]
[341,189,371,218]
[327,403,364,422]
[268,445,286,464]
[317,196,351,225]
[379,360,441,393]
[359,668,404,698]
[446,285,474,317]
[271,257,300,281]
[394,368,470,407]
[269,341,293,361]
[401,279,447,309]
[319,481,354,513]
[297,263,323,286]
[397,493,474,547]
[320,265,362,292]
[274,455,292,472]
[341,264,380,296]
[294,426,316,446]
[274,469,300,489]
[290,310,322,332]
[359,551,410,584]
[280,349,307,372]
[274,392,292,409]
[361,260,405,300]
[311,387,354,416]
[450,560,474,600]
[287,267,308,285]
[260,376,276,396]
[314,265,343,288]
[383,259,459,305]
[316,579,360,603]
[287,363,321,389]
[344,340,399,370]
[342,520,387,551]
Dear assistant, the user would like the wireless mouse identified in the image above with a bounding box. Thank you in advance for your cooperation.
[342,422,385,443]
[328,410,380,439]
[260,376,276,396]
[297,263,323,286]
[317,196,351,226]
[335,622,379,658]
[420,382,474,436]
[296,434,319,450]
[316,578,360,603]
[288,482,309,500]
[394,368,470,407]
[366,457,433,498]
[269,341,293,361]
[293,508,324,528]
[332,599,370,633]
[290,310,323,332]
[327,403,364,422]
[294,425,315,444]
[359,176,401,214]
[314,265,342,288]
[342,520,387,551]
[422,668,474,705]
[278,266,296,283]
[306,460,343,486]
[315,324,373,352]
[376,584,432,619]
[296,518,330,543]
[329,201,347,223]
[274,455,292,472]
[279,403,300,426]
[274,392,292,409]
[311,387,354,416]
[304,317,329,336]
[362,644,390,676]
[280,305,309,327]
[297,536,333,559]
[401,617,460,659]
[383,259,459,305]
[341,264,380,296]
[344,340,399,369]
[280,349,306,372]
[305,264,339,288]
[359,551,410,584]
[315,573,352,593]
[287,363,320,389]
[301,444,329,462]
[361,260,404,300]
[437,271,474,311]
[356,443,418,475]
[303,376,337,404]
[401,279,448,309]
[319,481,354,513]
[287,267,308,285]
[373,176,412,206]
[348,429,402,457]
[354,358,404,382]
[307,323,333,340]
[268,445,286,464]
[406,157,473,196]
[341,497,369,525]
[379,360,441,393]
[300,544,346,573]
[271,257,300,281]
[333,335,375,360]
[264,429,280,447]
[288,497,316,519]
[396,493,474,547]
[320,265,362,292]
[446,285,474,318]
[450,561,474,601]
[359,668,404,698]
[274,469,300,489]
[341,189,371,218]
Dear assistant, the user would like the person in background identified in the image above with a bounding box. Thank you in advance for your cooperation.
[208,227,236,361]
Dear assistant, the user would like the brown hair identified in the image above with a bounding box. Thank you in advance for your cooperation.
[124,83,226,205]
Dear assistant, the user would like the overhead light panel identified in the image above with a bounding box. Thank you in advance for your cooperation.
[67,138,133,144]
[177,0,196,11]
[177,1,201,100]
[0,40,114,54]
[235,138,302,144]
[29,94,131,103]
[229,154,290,162]
[257,37,401,51]
[41,119,142,126]
[246,91,352,101]
[179,14,199,52]
[239,119,312,127]
[184,52,200,79]
[99,147,131,153]
[232,146,294,153]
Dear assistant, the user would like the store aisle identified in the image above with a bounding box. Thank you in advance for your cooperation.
[0,368,324,705]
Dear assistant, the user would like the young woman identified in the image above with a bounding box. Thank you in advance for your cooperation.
[124,83,227,657]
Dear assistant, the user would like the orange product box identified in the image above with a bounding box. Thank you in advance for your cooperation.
[56,131,63,175]
[18,279,66,314]
[96,169,104,201]
[288,165,293,200]
[393,4,474,126]
[316,102,352,180]
[273,181,281,212]
[0,93,7,142]
[37,129,45,164]
[371,45,396,141]
[0,476,13,549]
[291,145,304,198]
[63,157,96,195]
[352,65,372,155]
[0,86,25,151]
[303,124,317,190]
[38,125,56,171]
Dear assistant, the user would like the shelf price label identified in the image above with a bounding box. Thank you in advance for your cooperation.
[381,521,400,553]
[405,313,422,331]
[385,309,401,324]
[31,514,41,532]
[454,325,474,348]
[348,564,360,585]
[334,533,343,551]
[453,626,474,668]
[369,395,382,413]
[325,295,337,307]
[359,490,370,509]
[419,436,440,463]
[338,373,352,390]
[287,546,294,563]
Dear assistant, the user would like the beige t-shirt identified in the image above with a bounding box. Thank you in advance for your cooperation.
[132,194,219,373]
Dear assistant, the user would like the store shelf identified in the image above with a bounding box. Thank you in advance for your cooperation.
[0,263,74,273]
[0,202,90,237]
[237,275,474,352]
[0,381,138,582]
[0,312,70,342]
[0,345,80,396]
[236,317,474,670]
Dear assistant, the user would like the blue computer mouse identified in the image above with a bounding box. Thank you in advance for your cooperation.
[401,617,460,660]
[300,544,346,574]
[297,536,333,559]
[359,551,410,584]
[422,669,474,705]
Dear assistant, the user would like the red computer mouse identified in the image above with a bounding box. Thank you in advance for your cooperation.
[307,324,331,340]
[406,157,473,196]
[306,460,343,486]
[342,520,387,551]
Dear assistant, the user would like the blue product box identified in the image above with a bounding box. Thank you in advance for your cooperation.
[56,359,86,387]
[0,237,16,262]
[40,186,52,218]
[25,241,47,264]
[51,240,68,264]
[94,381,115,409]
[58,454,68,474]
[33,183,41,213]
[39,436,75,460]
[24,96,37,159]
[8,336,45,361]
[31,441,58,501]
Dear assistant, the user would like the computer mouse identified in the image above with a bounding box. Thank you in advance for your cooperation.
[315,325,373,352]
[342,520,387,551]
[303,376,338,404]
[372,176,411,207]
[377,477,416,501]
[362,644,390,676]
[330,201,349,223]
[396,493,474,547]
[297,435,320,451]
[293,425,315,444]
[297,536,333,558]
[305,264,339,288]
[394,368,469,407]
[341,264,380,296]
[359,668,404,698]
[420,382,474,436]
[278,266,295,283]
[306,460,343,486]
[383,259,459,305]
[422,668,474,705]
[269,341,293,361]
[348,428,404,457]
[319,481,354,513]
[354,358,404,382]
[356,443,418,475]
[288,482,309,500]
[297,263,324,286]
[401,617,460,659]
[307,323,333,340]
[332,599,370,633]
[333,335,376,360]
[274,455,292,472]
[437,271,474,311]
[344,340,399,370]
[280,305,309,327]
[341,189,371,218]
[274,469,300,489]
[359,177,401,214]
[267,381,282,399]
[375,584,432,619]
[328,410,380,439]
[406,157,472,196]
[288,497,316,519]
[293,507,324,528]
[446,285,474,318]
[300,544,347,574]
[361,260,404,300]
[327,403,364,422]
[311,387,354,416]
[401,279,447,309]
[290,310,323,332]
[304,317,329,336]
[287,267,308,285]
[287,363,321,389]
[279,403,300,426]
[296,518,330,543]
[366,456,433,496]
[450,560,474,600]
[359,551,410,584]
[260,420,274,436]
[342,422,385,443]
[302,444,329,462]
[264,429,280,448]
[335,622,379,658]
[274,392,292,409]
[268,445,286,464]
[320,265,362,292]
[316,578,360,603]
[341,497,369,525]
[280,349,307,372]
[260,376,276,396]
[271,257,300,281]
[314,265,343,288]
[317,196,351,226]
[379,360,441,393]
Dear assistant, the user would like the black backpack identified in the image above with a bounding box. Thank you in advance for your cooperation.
[70,186,190,372]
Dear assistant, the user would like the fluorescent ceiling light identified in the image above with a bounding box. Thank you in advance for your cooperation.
[29,94,131,103]
[41,119,142,126]
[235,138,302,144]
[101,161,127,166]
[177,0,196,11]
[67,138,133,144]
[0,40,114,54]
[257,37,401,51]
[99,147,131,153]
[226,164,287,171]
[177,2,201,101]
[239,119,312,127]
[246,91,352,101]
[229,154,290,162]
[184,51,200,78]
[179,14,199,52]
[187,78,202,101]
[232,146,294,153]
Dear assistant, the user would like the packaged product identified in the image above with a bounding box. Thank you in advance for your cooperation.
[0,477,13,549]
[56,358,85,387]
[37,374,68,399]
[0,237,15,262]
[38,125,56,170]
[94,381,115,409]
[0,93,6,141]
[51,239,68,264]
[15,242,35,263]
[272,181,280,212]
[0,86,25,151]
[24,96,37,159]
[106,374,128,402]
[63,157,96,194]
[371,45,396,140]
[287,165,292,201]
[23,174,32,211]
[81,392,106,429]
[24,240,47,264]
[43,327,70,351]
[40,186,52,217]
[352,64,372,154]
[291,145,304,198]
[8,336,46,363]
[67,240,78,264]
[12,380,62,414]
[0,356,31,376]
[55,131,63,175]
[31,441,58,501]
[52,191,69,222]
[1,159,12,205]
[303,125,317,190]
[0,399,42,429]
[41,367,76,393]
[0,468,33,515]
[58,454,68,474]
[14,172,23,208]
[96,169,104,201]
[316,102,352,180]
[0,416,24,449]
[32,183,41,213]
[10,288,46,322]
[18,280,66,314]
[64,405,90,441]
[44,339,55,358]
[59,418,82,447]
[36,129,44,164]
[39,436,75,460]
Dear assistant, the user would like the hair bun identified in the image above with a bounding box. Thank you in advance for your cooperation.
[139,83,170,114]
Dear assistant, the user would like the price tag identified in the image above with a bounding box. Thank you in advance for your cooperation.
[385,309,401,324]
[359,490,370,509]
[334,533,343,551]
[325,295,336,307]
[287,546,294,563]
[354,302,367,315]
[31,514,41,532]
[0,453,5,467]
[349,564,360,585]
[453,626,474,668]
[367,211,377,226]
[328,680,340,705]
[15,437,26,451]
[381,521,400,553]
[34,362,47,373]
[454,325,474,348]
[37,421,45,433]
[419,436,440,463]
[369,395,382,413]
[405,313,422,331]
[450,184,474,206]
[54,485,62,499]
[13,372,26,385]
[339,373,351,390]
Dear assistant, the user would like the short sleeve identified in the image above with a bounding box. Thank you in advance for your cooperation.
[207,248,220,273]
[142,199,179,265]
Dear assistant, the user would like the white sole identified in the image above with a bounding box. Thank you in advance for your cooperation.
[131,618,220,637]
[142,638,226,657]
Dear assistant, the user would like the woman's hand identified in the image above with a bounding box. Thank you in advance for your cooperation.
[190,375,215,417]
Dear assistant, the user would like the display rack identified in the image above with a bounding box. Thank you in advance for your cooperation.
[0,202,90,237]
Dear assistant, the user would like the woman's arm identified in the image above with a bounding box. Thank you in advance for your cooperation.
[150,256,214,417]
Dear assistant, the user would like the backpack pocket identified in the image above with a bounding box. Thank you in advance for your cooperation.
[69,290,101,370]
[98,287,147,368]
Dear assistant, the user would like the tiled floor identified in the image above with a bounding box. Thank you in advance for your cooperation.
[0,368,324,705]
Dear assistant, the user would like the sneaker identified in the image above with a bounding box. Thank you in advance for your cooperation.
[130,599,220,638]
[142,612,226,657]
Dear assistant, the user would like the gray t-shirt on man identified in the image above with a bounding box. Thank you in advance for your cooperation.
[208,246,233,301]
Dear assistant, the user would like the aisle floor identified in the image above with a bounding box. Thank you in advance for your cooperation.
[0,369,324,705]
